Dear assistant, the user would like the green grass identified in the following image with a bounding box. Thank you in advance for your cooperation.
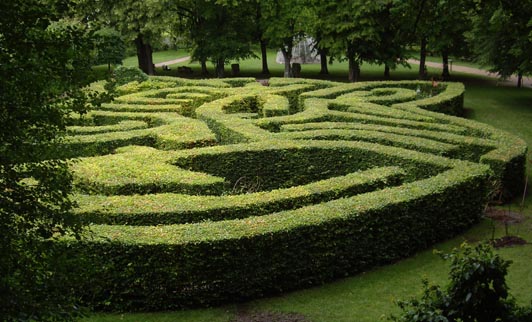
[82,52,532,322]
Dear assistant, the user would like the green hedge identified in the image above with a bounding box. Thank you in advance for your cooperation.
[75,165,405,225]
[63,160,489,310]
[56,77,527,311]
[62,111,216,157]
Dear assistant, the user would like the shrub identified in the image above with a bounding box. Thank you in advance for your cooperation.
[391,243,532,322]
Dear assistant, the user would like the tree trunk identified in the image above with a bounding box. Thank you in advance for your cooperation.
[319,49,329,75]
[517,72,523,88]
[215,58,225,78]
[260,39,269,75]
[281,48,292,78]
[348,56,360,83]
[419,37,427,80]
[442,50,450,80]
[135,35,155,75]
[384,65,390,78]
[200,59,208,76]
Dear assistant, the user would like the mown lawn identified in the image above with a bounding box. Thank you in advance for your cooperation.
[83,54,532,322]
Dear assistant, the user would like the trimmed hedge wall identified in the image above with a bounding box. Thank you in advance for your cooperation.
[58,77,527,311]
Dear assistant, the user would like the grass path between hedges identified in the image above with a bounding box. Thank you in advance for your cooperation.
[83,61,532,322]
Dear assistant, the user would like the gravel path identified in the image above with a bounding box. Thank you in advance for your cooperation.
[154,56,191,67]
[408,59,532,88]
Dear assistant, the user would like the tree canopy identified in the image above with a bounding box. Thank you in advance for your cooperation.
[71,0,532,83]
[93,27,127,71]
[469,0,532,87]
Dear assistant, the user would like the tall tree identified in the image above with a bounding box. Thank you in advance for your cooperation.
[395,0,435,79]
[171,0,255,78]
[0,0,100,320]
[93,27,127,71]
[262,0,309,77]
[313,0,387,82]
[252,0,271,75]
[469,0,532,87]
[114,0,171,75]
[170,0,210,75]
[305,7,330,75]
[77,0,171,75]
[428,0,471,80]
[375,1,410,78]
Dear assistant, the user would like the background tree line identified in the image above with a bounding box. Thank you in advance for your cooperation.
[77,0,531,85]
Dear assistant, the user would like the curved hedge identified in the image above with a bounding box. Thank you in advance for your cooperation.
[59,77,527,311]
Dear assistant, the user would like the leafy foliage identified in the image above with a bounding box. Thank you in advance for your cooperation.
[261,0,311,77]
[0,0,103,320]
[469,0,532,85]
[392,243,532,322]
[310,0,388,82]
[170,0,256,77]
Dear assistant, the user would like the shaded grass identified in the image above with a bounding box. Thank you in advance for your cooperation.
[82,52,532,322]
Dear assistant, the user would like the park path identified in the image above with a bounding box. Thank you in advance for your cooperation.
[407,58,532,88]
[154,56,190,67]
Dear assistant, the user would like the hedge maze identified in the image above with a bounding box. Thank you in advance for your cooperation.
[62,77,527,310]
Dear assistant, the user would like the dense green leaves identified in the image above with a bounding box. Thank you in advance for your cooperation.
[310,0,389,82]
[469,0,532,86]
[93,27,127,70]
[261,0,311,77]
[392,244,532,322]
[0,0,102,320]
[74,0,531,84]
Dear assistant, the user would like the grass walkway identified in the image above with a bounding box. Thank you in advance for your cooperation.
[84,54,532,322]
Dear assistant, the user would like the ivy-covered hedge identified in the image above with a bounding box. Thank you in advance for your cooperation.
[58,77,527,311]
